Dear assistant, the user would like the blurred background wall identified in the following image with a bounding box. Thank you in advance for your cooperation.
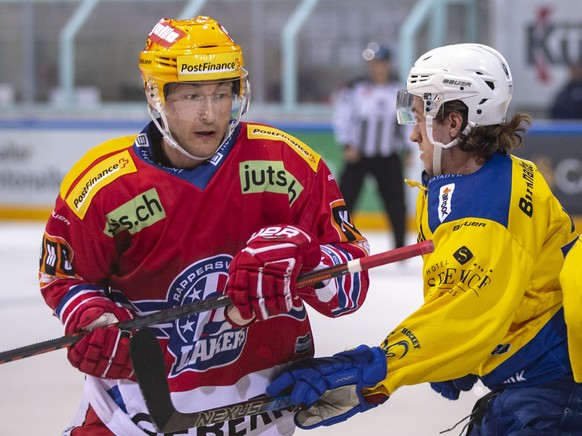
[1,0,581,228]
[0,0,472,106]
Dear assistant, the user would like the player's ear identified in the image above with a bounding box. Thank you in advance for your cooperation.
[448,111,464,137]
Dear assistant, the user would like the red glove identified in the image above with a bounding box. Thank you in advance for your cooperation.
[65,298,135,379]
[226,224,321,322]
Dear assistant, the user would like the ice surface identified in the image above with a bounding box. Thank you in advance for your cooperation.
[0,222,480,435]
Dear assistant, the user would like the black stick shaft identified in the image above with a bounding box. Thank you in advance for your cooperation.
[131,328,295,433]
[0,240,433,364]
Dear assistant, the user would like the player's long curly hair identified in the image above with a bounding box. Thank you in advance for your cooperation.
[436,100,531,164]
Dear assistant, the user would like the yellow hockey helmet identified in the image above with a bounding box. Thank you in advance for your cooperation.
[139,16,247,105]
[138,16,250,161]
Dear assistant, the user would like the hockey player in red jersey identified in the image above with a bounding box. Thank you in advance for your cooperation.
[39,16,370,435]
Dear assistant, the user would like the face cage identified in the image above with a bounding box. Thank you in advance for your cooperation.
[146,75,250,162]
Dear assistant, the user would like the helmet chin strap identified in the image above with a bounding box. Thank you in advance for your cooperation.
[148,105,221,162]
[426,115,474,176]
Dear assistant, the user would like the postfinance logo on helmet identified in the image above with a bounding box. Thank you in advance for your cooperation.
[177,53,242,81]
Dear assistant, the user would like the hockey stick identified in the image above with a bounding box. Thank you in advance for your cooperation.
[130,240,434,433]
[0,240,433,365]
[0,295,231,364]
[131,328,296,433]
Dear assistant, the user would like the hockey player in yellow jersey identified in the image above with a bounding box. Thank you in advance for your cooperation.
[561,237,582,383]
[267,43,582,434]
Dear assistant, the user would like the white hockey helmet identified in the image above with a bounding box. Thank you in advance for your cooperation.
[397,43,513,175]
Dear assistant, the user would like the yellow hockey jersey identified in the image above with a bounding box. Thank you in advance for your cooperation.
[561,237,582,382]
[372,152,578,396]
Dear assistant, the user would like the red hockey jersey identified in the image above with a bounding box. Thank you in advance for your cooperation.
[40,121,370,435]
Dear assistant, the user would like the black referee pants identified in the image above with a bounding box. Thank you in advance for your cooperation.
[339,154,406,248]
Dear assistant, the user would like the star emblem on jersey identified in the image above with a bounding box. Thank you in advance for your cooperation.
[165,254,248,374]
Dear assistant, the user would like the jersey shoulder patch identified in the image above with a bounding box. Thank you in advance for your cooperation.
[246,123,320,171]
[427,153,512,231]
[60,135,138,219]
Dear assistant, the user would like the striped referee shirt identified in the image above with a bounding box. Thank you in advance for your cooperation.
[332,79,412,157]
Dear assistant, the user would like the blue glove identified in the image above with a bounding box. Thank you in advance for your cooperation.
[266,345,388,429]
[430,374,478,400]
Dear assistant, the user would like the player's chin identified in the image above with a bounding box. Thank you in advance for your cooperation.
[188,137,221,155]
[420,159,431,174]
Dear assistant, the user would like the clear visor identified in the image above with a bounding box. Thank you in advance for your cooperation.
[397,90,446,125]
[396,90,421,125]
[146,74,250,161]
[162,77,247,122]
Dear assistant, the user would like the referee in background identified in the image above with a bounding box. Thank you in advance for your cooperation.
[332,42,413,249]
